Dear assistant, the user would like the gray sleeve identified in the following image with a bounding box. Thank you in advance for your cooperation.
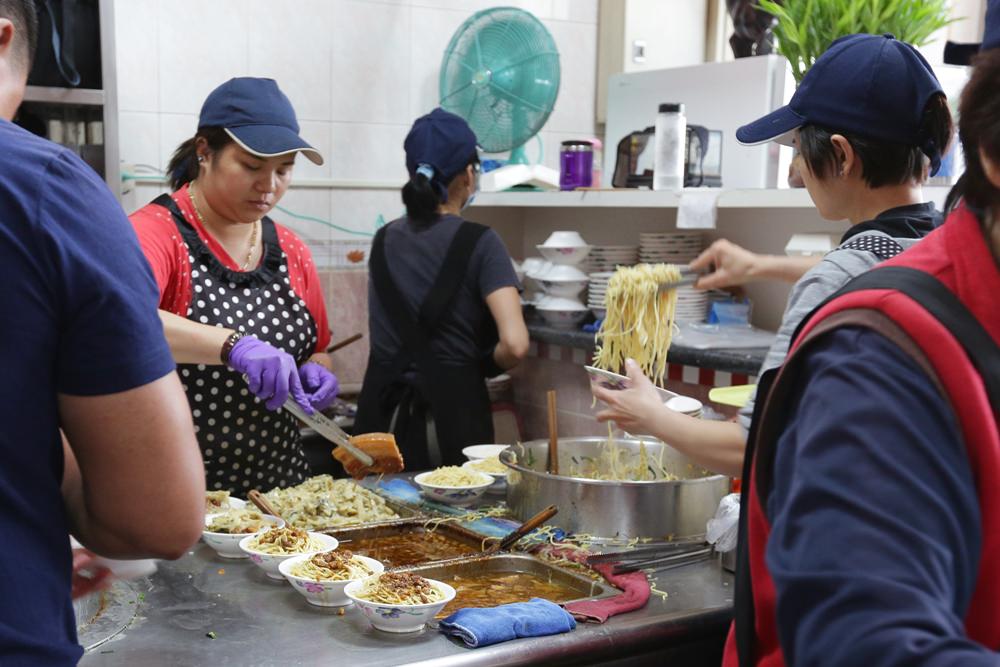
[474,229,521,298]
[737,257,859,433]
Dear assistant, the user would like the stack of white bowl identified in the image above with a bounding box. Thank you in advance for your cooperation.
[532,231,591,329]
[639,232,708,322]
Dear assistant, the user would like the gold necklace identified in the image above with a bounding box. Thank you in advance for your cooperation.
[189,183,259,270]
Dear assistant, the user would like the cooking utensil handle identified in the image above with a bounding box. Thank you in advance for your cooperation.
[326,333,363,354]
[489,505,558,554]
[546,390,559,475]
[247,490,282,521]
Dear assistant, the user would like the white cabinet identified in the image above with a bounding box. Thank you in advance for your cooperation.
[596,0,709,123]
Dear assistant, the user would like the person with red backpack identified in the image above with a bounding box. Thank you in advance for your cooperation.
[726,15,1000,667]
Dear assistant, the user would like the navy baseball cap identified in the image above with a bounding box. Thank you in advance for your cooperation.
[404,108,478,187]
[199,78,323,165]
[944,0,999,65]
[737,34,944,158]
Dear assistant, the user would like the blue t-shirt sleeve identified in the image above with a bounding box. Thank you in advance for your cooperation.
[39,152,176,395]
[766,327,995,666]
[474,229,520,298]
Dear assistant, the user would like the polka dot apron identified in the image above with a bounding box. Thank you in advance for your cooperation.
[152,194,317,494]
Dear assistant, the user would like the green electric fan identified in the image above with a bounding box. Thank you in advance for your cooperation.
[439,7,561,191]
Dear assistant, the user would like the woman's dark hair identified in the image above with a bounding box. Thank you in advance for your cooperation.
[401,153,479,224]
[945,49,1000,216]
[798,94,954,189]
[166,127,233,190]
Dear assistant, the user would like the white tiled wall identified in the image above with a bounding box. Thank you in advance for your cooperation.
[115,0,599,246]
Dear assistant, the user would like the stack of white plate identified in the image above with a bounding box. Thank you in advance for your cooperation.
[638,231,704,265]
[673,286,709,322]
[584,245,639,273]
[665,395,703,418]
[587,271,613,319]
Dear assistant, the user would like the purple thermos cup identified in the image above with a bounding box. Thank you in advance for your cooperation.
[560,141,594,191]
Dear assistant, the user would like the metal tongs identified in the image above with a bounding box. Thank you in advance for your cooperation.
[656,267,706,294]
[587,541,714,574]
[282,397,374,467]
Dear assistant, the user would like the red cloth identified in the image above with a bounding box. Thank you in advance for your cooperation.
[129,183,331,353]
[538,545,652,623]
[563,562,651,623]
[723,206,1000,666]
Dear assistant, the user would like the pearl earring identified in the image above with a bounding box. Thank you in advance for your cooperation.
[197,156,205,163]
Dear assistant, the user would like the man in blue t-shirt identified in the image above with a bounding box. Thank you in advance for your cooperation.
[0,3,205,663]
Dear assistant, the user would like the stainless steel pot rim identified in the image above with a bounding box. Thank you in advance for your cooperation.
[499,438,727,487]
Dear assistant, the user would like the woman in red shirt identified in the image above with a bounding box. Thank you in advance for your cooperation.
[130,78,337,494]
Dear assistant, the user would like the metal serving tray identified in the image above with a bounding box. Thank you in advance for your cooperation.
[321,519,485,567]
[397,553,619,616]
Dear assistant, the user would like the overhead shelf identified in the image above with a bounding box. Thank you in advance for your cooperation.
[23,86,105,106]
[471,186,953,210]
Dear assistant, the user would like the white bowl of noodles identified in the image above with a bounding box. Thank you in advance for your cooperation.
[202,510,284,559]
[414,467,493,506]
[238,528,338,579]
[279,551,384,607]
[462,458,508,494]
[344,572,456,633]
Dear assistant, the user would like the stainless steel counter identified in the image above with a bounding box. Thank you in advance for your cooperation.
[79,544,733,666]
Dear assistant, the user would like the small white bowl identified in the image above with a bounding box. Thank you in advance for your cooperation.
[536,306,588,329]
[538,277,589,298]
[462,444,509,461]
[542,231,587,247]
[278,554,384,607]
[665,395,704,416]
[202,513,285,559]
[461,460,507,494]
[537,245,592,265]
[344,577,457,633]
[238,532,339,580]
[413,470,493,506]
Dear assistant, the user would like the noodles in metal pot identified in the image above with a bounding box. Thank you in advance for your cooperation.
[593,263,681,381]
[355,572,446,605]
[289,550,374,581]
[245,527,326,555]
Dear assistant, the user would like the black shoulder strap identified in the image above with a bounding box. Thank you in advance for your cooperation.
[735,265,1000,667]
[792,266,1000,413]
[369,221,489,372]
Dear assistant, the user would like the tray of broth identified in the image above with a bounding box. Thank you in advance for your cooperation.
[397,554,619,618]
[322,520,485,568]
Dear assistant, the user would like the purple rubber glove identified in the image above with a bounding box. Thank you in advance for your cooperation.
[226,335,312,413]
[299,362,339,412]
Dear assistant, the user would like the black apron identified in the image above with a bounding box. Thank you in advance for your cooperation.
[152,194,318,494]
[354,221,497,470]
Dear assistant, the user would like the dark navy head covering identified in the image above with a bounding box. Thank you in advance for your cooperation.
[199,77,323,165]
[404,108,478,200]
[737,33,945,173]
[944,0,999,64]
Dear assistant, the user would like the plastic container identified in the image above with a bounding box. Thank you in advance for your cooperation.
[559,141,594,191]
[653,103,686,191]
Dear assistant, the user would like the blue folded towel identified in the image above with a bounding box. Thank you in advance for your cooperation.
[439,598,577,648]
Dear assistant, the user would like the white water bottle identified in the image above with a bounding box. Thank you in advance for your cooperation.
[653,103,686,191]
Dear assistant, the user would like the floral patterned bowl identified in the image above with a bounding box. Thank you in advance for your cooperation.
[238,532,338,580]
[278,554,384,607]
[344,576,457,633]
[202,513,284,559]
[413,470,494,506]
